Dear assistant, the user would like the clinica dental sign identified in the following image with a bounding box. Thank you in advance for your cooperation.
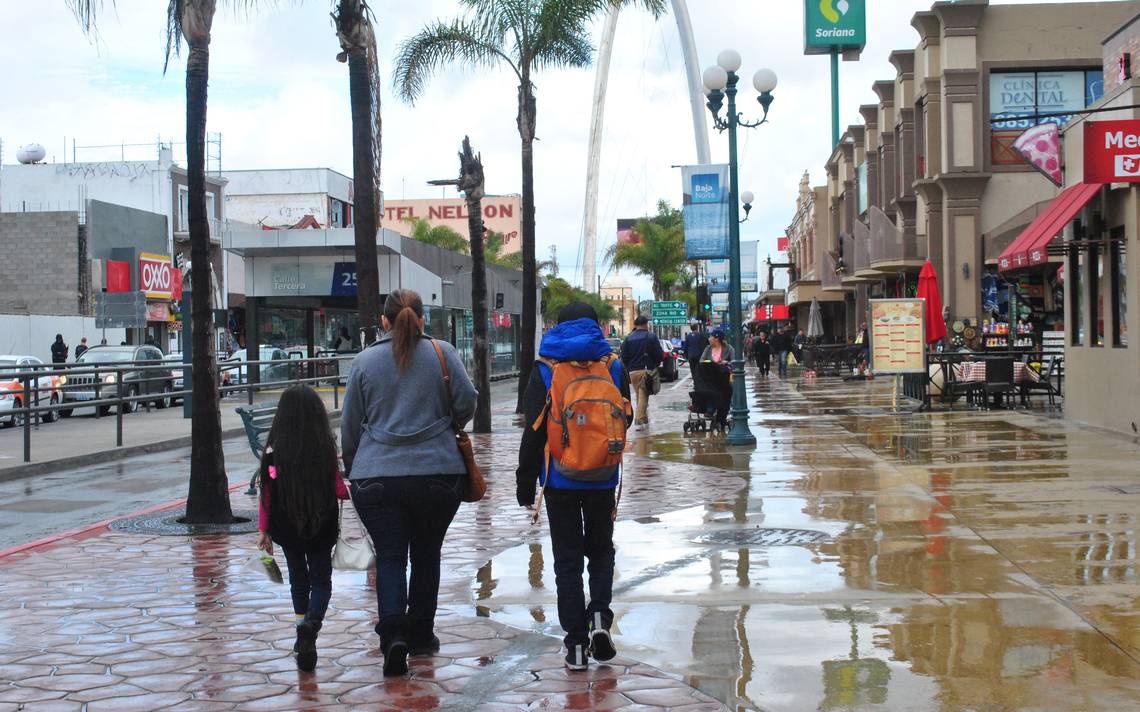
[804,0,866,55]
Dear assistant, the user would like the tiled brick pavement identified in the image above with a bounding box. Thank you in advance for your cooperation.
[0,390,742,710]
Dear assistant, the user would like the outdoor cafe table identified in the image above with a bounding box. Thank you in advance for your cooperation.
[955,360,1041,384]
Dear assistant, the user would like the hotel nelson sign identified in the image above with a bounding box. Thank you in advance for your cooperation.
[804,0,866,55]
[1084,120,1140,183]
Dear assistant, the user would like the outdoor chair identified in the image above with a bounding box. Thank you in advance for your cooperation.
[981,357,1017,409]
[1021,356,1062,408]
[943,359,981,407]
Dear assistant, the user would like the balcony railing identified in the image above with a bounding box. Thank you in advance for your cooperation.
[869,206,921,268]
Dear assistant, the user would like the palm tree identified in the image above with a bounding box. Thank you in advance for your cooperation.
[605,202,688,301]
[68,0,233,523]
[404,217,470,254]
[393,0,666,411]
[333,0,383,346]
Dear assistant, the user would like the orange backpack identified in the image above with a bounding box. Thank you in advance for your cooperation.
[534,354,631,482]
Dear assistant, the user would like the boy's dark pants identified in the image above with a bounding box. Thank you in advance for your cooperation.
[544,487,616,648]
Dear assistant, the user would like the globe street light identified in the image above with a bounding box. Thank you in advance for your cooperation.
[703,51,776,447]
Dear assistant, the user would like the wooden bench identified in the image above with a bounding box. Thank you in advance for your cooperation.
[236,404,277,495]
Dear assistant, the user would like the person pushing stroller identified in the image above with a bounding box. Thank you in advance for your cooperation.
[699,329,733,430]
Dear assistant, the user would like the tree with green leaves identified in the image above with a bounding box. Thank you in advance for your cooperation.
[604,200,688,301]
[542,277,617,324]
[69,0,234,523]
[333,0,383,346]
[393,0,666,412]
[404,217,470,254]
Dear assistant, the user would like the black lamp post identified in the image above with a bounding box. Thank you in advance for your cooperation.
[703,50,777,447]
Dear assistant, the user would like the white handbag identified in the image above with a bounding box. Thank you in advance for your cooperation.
[332,501,375,571]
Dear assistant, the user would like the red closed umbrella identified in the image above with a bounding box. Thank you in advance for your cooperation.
[917,260,947,345]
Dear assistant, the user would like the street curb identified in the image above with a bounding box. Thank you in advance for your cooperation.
[0,480,252,560]
[0,426,248,484]
[0,410,343,484]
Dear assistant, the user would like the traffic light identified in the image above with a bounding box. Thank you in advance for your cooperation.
[495,292,504,309]
[696,284,710,313]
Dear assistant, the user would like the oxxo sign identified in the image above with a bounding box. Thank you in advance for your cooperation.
[804,0,866,55]
[1084,119,1140,183]
[139,252,174,299]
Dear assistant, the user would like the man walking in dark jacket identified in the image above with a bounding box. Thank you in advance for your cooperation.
[619,316,663,431]
[50,334,68,369]
[517,302,632,671]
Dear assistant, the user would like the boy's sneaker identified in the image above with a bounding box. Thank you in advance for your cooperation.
[588,612,616,662]
[564,643,590,671]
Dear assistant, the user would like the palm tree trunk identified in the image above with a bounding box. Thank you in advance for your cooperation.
[348,47,381,344]
[183,41,233,524]
[466,196,491,433]
[515,79,538,413]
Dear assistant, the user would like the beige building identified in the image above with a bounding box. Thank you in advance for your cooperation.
[788,0,1138,349]
[1059,14,1139,435]
[786,173,846,339]
[600,274,637,337]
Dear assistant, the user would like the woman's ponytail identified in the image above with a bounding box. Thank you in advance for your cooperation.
[384,289,424,370]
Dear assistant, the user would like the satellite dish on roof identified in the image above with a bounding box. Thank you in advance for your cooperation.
[16,144,46,164]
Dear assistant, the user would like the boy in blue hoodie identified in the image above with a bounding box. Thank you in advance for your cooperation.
[516,302,632,670]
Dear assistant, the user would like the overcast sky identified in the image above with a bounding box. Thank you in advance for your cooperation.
[0,0,1093,300]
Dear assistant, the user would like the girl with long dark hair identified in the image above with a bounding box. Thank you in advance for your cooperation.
[341,289,476,677]
[256,385,348,672]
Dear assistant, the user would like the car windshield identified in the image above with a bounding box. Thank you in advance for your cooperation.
[79,349,134,363]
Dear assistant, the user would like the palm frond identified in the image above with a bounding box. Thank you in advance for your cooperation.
[531,0,595,69]
[611,0,667,19]
[393,19,518,104]
[66,0,112,36]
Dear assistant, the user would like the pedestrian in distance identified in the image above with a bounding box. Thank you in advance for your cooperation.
[75,337,89,360]
[50,334,68,368]
[700,329,734,428]
[255,385,349,673]
[517,301,632,671]
[683,320,709,390]
[772,327,792,378]
[752,331,771,377]
[619,315,663,432]
[341,289,476,677]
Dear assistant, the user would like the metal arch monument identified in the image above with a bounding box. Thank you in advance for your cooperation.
[579,0,711,292]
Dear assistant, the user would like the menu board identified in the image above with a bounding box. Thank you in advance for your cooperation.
[870,299,926,374]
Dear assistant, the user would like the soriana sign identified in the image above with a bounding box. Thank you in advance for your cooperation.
[1084,119,1140,183]
[139,253,174,299]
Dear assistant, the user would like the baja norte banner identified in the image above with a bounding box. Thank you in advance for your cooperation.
[682,164,731,260]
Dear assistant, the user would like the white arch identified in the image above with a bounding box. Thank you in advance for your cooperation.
[580,0,710,291]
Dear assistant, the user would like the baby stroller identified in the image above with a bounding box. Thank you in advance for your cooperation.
[683,362,732,435]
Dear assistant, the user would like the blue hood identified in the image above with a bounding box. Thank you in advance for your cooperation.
[539,318,613,362]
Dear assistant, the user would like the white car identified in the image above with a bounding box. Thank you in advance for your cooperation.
[0,355,62,427]
[221,347,292,385]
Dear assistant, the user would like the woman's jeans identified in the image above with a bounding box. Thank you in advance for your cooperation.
[280,546,334,621]
[351,474,462,639]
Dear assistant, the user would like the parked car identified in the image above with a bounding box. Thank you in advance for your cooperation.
[220,346,292,386]
[0,356,62,427]
[658,338,679,382]
[61,345,174,416]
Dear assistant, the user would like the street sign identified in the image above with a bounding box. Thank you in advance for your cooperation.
[651,300,689,325]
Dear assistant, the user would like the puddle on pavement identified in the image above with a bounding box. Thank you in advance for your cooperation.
[472,377,1140,711]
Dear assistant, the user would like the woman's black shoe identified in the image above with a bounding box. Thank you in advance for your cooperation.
[296,619,321,672]
[383,637,409,676]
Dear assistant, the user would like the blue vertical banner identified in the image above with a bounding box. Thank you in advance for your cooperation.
[682,164,730,259]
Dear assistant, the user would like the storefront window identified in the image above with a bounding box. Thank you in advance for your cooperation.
[489,313,520,376]
[315,309,360,353]
[1070,248,1084,346]
[990,69,1104,165]
[262,308,307,352]
[1112,231,1127,347]
[1093,243,1105,347]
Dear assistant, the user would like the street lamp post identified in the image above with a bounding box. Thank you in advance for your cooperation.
[703,50,776,447]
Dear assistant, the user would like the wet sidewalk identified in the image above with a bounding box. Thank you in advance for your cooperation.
[2,369,1139,710]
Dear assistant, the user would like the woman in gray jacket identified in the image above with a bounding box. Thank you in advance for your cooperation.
[341,289,476,677]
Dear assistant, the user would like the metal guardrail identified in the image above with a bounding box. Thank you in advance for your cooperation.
[0,354,357,464]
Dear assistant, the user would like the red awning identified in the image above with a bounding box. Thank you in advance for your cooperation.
[998,183,1102,272]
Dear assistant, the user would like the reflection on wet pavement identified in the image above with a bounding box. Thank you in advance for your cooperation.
[476,374,1140,711]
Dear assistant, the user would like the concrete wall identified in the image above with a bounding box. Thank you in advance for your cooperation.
[0,159,171,216]
[223,168,351,201]
[225,192,330,228]
[0,211,80,316]
[978,2,1140,63]
[0,315,126,363]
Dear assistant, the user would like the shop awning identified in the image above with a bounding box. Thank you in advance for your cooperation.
[998,183,1102,272]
